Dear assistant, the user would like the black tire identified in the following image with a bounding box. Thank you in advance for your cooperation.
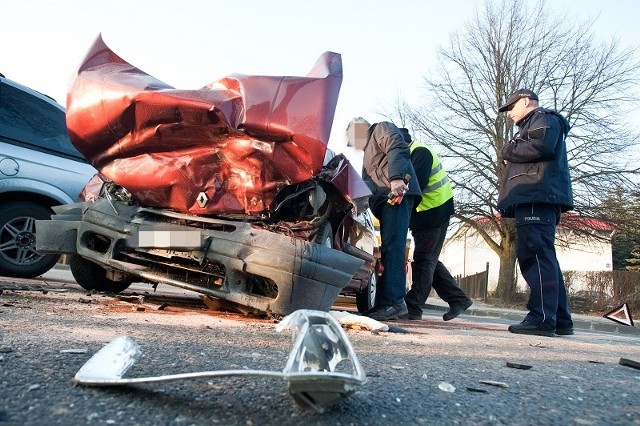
[69,254,133,293]
[0,201,60,278]
[356,268,379,313]
[314,221,333,248]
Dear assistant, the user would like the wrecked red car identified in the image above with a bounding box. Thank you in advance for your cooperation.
[36,35,378,315]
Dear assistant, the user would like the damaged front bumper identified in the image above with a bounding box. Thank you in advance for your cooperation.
[36,198,363,315]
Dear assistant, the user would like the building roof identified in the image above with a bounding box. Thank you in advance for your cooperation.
[559,212,618,232]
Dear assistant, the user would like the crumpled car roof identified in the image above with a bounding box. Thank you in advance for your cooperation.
[66,34,343,215]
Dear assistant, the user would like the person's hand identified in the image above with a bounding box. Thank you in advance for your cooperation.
[390,179,408,196]
[388,179,408,205]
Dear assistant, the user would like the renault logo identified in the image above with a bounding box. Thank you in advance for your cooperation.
[196,192,209,207]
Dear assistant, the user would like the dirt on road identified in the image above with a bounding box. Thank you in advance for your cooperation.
[1,276,639,426]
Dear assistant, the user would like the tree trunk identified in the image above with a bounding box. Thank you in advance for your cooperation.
[495,221,518,300]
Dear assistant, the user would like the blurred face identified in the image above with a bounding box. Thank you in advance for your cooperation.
[346,121,369,150]
[506,97,536,122]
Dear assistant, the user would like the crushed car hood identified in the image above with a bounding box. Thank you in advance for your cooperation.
[66,34,344,215]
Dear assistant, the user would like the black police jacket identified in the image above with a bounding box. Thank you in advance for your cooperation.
[497,108,574,217]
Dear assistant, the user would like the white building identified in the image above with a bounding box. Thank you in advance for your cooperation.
[439,214,616,293]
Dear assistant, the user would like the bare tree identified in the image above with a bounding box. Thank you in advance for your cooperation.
[403,0,640,298]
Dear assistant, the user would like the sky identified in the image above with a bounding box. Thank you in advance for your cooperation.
[3,0,639,156]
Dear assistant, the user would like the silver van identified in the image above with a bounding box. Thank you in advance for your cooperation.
[0,73,96,278]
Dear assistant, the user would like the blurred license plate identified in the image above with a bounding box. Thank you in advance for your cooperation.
[136,229,202,249]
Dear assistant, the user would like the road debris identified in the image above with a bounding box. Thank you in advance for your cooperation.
[330,310,388,332]
[438,382,456,393]
[60,348,89,354]
[466,387,488,393]
[116,294,172,311]
[480,380,509,388]
[386,325,410,334]
[506,362,532,370]
[619,358,640,370]
[0,285,66,293]
[116,295,143,304]
[73,310,366,413]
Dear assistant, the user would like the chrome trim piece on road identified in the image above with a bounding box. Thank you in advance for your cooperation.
[74,310,366,413]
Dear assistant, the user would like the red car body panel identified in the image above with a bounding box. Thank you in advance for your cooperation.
[66,35,345,215]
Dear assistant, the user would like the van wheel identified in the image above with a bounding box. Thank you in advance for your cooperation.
[69,254,133,293]
[0,201,60,278]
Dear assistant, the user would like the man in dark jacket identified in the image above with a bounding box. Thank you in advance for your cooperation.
[497,89,574,337]
[400,128,473,321]
[353,119,420,321]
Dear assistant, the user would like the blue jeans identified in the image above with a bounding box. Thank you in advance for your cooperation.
[515,203,572,328]
[370,194,414,306]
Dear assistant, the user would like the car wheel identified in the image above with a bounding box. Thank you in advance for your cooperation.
[314,221,333,248]
[69,254,133,293]
[356,268,378,313]
[0,201,60,278]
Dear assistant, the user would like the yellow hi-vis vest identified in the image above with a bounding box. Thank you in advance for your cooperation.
[409,140,453,212]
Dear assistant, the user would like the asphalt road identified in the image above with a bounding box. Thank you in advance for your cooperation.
[1,270,639,426]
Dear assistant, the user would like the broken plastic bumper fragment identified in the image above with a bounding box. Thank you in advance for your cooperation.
[73,310,365,413]
[276,309,366,412]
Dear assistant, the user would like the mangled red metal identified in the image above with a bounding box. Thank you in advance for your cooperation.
[67,35,343,215]
[35,36,379,316]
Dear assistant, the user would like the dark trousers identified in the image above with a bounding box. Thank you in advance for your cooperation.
[515,203,572,328]
[370,194,414,306]
[405,220,469,315]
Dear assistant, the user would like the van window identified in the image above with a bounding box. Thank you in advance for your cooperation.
[0,81,86,161]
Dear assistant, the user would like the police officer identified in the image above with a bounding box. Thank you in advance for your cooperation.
[497,89,574,337]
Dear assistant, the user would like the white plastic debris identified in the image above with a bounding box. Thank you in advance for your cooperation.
[438,382,456,393]
[329,310,389,332]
